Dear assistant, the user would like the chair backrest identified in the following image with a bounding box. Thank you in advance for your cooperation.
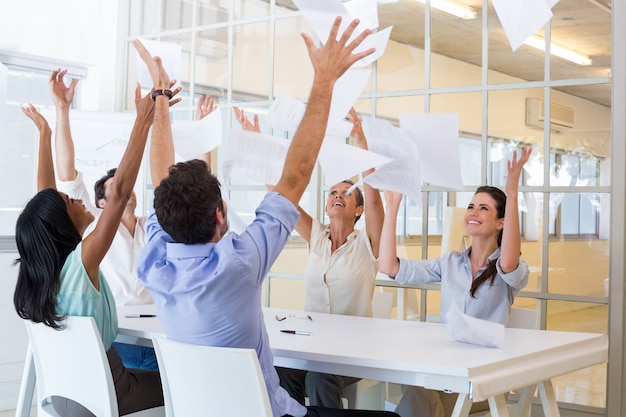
[509,307,540,330]
[152,336,273,417]
[25,316,118,417]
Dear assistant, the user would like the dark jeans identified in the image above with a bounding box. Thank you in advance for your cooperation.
[112,342,159,370]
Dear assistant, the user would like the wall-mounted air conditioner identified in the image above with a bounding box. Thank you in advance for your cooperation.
[525,97,574,130]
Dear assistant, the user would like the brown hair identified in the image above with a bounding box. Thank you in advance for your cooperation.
[469,186,507,298]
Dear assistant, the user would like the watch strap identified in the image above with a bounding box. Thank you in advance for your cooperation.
[151,89,173,102]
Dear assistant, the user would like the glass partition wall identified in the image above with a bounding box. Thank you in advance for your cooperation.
[121,0,612,413]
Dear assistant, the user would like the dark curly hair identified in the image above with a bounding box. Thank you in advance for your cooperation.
[154,159,224,244]
[14,188,82,329]
[94,168,117,208]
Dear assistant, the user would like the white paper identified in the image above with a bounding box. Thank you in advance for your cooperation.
[491,0,553,52]
[328,69,371,128]
[353,26,393,67]
[343,0,379,30]
[266,93,306,132]
[318,138,393,185]
[362,116,417,159]
[136,39,182,89]
[446,303,505,348]
[360,117,422,203]
[364,158,422,205]
[172,107,223,162]
[222,130,289,186]
[268,69,370,135]
[399,113,463,191]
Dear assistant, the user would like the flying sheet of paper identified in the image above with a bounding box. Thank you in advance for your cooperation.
[491,0,553,52]
[318,138,393,185]
[136,39,182,89]
[364,157,422,205]
[222,129,289,186]
[400,113,463,191]
[266,93,306,132]
[328,69,371,128]
[343,0,379,30]
[362,116,417,159]
[172,107,223,162]
[446,303,505,348]
[293,0,389,67]
[359,116,422,202]
[268,68,369,135]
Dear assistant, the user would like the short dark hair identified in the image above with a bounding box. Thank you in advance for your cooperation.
[154,159,223,244]
[341,180,364,224]
[14,188,82,329]
[94,168,117,207]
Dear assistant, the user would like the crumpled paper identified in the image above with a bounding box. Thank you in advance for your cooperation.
[446,303,505,348]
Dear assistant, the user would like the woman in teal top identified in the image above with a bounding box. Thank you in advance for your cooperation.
[13,62,175,416]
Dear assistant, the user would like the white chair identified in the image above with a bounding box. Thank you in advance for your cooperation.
[152,336,272,417]
[25,317,164,417]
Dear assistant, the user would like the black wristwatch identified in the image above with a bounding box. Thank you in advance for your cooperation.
[150,89,173,102]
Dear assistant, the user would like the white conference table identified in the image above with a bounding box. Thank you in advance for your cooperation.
[17,305,608,417]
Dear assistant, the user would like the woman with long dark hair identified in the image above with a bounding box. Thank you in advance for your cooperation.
[13,66,171,415]
[378,148,532,417]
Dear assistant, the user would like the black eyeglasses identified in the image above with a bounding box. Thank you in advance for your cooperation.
[275,313,313,322]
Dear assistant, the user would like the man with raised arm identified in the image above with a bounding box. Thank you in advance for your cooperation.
[135,17,399,417]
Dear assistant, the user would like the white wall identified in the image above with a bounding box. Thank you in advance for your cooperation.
[0,1,120,112]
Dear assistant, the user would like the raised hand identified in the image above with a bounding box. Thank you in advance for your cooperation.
[50,69,78,110]
[347,107,365,143]
[196,95,216,120]
[132,39,171,90]
[505,147,531,193]
[301,17,374,86]
[22,104,52,137]
[233,106,260,133]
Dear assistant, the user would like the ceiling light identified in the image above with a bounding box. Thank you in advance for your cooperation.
[523,36,593,66]
[416,0,477,19]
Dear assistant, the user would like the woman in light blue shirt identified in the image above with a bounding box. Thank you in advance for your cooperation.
[13,67,169,416]
[378,148,531,417]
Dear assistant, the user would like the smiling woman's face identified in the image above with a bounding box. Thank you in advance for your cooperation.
[325,182,360,220]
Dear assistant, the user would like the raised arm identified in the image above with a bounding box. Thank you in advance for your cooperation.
[348,108,384,257]
[80,85,155,286]
[132,39,182,188]
[22,104,55,191]
[272,17,374,205]
[50,69,79,181]
[499,147,531,273]
[232,105,314,240]
[378,190,403,277]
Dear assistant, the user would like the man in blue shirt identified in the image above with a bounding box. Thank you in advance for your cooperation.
[135,17,399,417]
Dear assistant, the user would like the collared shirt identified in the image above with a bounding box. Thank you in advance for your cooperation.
[137,192,305,417]
[395,248,529,325]
[304,219,377,317]
[58,171,153,306]
[56,242,118,350]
